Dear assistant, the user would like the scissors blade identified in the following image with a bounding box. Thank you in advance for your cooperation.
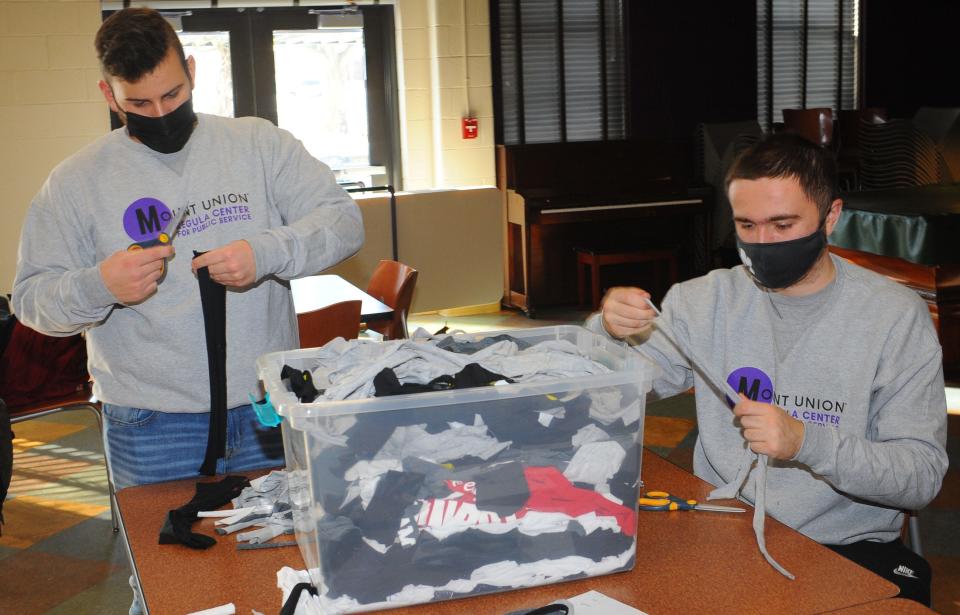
[161,206,189,243]
[693,503,746,513]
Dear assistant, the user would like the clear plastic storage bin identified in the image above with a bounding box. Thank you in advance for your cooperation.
[256,325,655,613]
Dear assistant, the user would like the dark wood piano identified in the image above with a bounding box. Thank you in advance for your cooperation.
[497,141,711,317]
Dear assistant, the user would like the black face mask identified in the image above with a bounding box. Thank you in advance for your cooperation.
[736,222,827,290]
[121,97,197,154]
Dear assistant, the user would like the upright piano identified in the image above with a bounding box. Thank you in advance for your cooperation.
[497,141,711,316]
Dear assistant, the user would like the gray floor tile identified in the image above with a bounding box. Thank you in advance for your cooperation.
[44,569,132,615]
[647,394,697,419]
[30,511,129,566]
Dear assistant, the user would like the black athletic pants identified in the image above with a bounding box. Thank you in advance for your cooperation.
[826,538,931,606]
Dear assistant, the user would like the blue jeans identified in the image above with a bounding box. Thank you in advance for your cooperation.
[104,404,284,614]
[102,403,284,490]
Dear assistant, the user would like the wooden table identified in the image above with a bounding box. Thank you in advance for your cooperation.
[291,274,393,323]
[827,597,936,614]
[116,450,898,615]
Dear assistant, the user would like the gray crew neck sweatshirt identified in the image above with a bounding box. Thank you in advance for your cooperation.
[587,256,948,544]
[13,114,364,413]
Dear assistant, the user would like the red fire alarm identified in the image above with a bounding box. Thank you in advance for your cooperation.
[462,117,478,139]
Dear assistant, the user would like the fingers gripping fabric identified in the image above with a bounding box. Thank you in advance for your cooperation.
[752,455,795,579]
[705,429,794,579]
[194,251,228,476]
[707,447,754,500]
[647,300,794,580]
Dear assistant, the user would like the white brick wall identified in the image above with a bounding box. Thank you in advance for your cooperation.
[396,0,495,190]
[0,0,498,292]
[0,0,107,293]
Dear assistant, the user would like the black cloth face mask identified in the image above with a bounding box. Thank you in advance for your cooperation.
[736,221,828,290]
[121,97,197,154]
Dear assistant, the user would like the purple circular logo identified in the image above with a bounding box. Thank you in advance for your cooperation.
[123,197,172,242]
[726,366,774,406]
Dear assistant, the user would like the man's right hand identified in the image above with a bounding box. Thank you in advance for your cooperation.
[100,245,174,305]
[600,286,657,339]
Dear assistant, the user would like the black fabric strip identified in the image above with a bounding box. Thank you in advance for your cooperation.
[194,251,228,476]
[279,582,318,615]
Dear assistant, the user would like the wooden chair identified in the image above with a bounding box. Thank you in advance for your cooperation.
[782,108,834,148]
[837,107,887,153]
[296,300,362,349]
[858,119,947,189]
[836,108,887,190]
[7,384,119,532]
[365,260,419,340]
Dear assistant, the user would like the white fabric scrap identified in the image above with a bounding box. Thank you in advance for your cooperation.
[278,547,636,614]
[373,423,510,464]
[563,441,626,488]
[537,406,565,427]
[571,424,610,447]
[587,387,626,425]
[197,507,254,518]
[385,548,635,606]
[340,459,402,509]
[185,603,235,615]
[621,397,642,426]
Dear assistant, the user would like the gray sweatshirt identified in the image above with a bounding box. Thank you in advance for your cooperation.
[587,256,948,544]
[13,114,364,413]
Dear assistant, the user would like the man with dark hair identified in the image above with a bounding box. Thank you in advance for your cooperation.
[14,8,363,493]
[95,7,191,82]
[588,133,947,604]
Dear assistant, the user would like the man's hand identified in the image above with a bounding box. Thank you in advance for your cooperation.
[191,240,256,287]
[100,245,174,305]
[733,394,805,460]
[600,287,657,339]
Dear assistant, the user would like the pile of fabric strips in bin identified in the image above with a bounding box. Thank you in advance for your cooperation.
[276,329,646,614]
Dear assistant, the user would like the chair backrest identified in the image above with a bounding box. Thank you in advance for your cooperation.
[696,120,763,252]
[858,119,946,189]
[837,107,887,153]
[782,107,834,148]
[0,318,89,408]
[365,260,419,340]
[297,300,362,349]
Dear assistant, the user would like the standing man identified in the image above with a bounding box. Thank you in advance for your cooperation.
[13,8,364,490]
[589,133,947,604]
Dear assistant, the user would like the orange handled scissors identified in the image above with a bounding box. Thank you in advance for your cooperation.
[639,490,745,513]
[127,206,188,276]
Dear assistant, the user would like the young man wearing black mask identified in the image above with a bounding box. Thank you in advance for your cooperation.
[14,10,363,498]
[587,133,947,604]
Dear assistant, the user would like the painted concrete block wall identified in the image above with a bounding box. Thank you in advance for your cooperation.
[1,0,501,312]
[396,0,495,190]
[0,0,108,293]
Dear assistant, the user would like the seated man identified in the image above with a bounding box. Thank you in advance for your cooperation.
[587,133,947,605]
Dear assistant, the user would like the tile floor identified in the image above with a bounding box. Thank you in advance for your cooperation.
[1,307,957,614]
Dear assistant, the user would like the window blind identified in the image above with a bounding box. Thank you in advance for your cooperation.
[757,0,858,131]
[496,0,625,145]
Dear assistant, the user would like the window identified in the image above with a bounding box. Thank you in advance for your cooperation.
[180,31,233,118]
[757,0,859,131]
[492,0,626,145]
[103,5,401,189]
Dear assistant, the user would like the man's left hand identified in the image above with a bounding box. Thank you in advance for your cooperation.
[191,240,257,287]
[733,394,805,460]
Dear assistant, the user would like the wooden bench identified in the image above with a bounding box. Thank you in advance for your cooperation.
[576,247,678,310]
